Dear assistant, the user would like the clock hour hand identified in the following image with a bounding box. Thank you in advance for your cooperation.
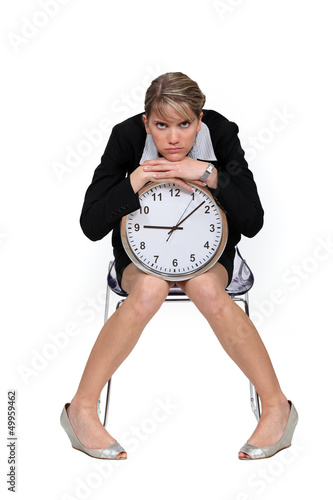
[143,225,183,230]
[166,201,205,242]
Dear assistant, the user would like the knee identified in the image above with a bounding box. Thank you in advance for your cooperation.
[127,276,170,319]
[184,274,231,319]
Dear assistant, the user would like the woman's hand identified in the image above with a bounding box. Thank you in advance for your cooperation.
[129,163,197,194]
[130,157,218,194]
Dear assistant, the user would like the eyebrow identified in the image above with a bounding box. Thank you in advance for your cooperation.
[152,119,191,125]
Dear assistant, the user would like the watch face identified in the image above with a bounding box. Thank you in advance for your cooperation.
[121,182,228,280]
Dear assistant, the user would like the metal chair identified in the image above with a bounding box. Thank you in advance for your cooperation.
[98,246,261,427]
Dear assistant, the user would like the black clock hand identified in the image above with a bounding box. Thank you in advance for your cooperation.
[166,201,205,242]
[165,197,193,234]
[165,198,194,242]
[174,201,205,228]
[143,225,183,230]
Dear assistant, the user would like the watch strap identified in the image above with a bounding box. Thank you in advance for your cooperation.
[200,163,214,182]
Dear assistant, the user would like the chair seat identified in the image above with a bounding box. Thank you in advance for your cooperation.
[107,246,254,298]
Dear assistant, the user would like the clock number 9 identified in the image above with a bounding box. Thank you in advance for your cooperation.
[134,224,140,231]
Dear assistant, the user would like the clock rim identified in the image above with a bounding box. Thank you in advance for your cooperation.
[120,181,228,281]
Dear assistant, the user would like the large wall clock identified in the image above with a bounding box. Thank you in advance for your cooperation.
[120,181,228,280]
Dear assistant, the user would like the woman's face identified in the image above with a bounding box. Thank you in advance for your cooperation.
[143,105,203,162]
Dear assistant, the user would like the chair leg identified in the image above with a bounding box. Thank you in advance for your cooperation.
[250,380,261,422]
[102,378,112,427]
[100,287,261,426]
[97,276,111,425]
[100,290,126,428]
[244,291,261,422]
[233,293,261,422]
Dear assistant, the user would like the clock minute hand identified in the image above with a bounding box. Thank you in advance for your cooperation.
[169,201,205,232]
[166,201,205,242]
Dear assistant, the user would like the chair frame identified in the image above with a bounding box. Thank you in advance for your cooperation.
[99,248,261,427]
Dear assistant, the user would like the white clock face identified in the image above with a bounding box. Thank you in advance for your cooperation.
[121,182,228,280]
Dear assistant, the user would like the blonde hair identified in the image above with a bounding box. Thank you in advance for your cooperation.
[144,72,206,121]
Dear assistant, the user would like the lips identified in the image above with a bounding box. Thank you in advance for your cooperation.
[165,148,183,153]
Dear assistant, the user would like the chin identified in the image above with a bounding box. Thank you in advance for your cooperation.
[164,153,187,162]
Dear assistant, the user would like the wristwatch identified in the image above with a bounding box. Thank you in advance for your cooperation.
[200,163,215,182]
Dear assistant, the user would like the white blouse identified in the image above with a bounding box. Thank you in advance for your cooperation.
[139,122,218,163]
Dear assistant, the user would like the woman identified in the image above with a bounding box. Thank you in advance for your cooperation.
[60,72,298,460]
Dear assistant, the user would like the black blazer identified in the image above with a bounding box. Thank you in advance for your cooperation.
[80,109,264,258]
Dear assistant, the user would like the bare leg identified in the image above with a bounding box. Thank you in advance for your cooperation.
[177,263,291,459]
[68,264,173,459]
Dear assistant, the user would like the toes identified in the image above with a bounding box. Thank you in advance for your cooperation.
[117,452,127,459]
[238,452,250,459]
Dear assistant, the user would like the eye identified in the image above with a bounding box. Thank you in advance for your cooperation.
[156,122,166,129]
[180,121,190,128]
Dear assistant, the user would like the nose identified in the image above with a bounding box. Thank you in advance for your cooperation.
[167,128,180,145]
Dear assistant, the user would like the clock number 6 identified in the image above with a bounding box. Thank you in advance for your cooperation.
[173,259,178,267]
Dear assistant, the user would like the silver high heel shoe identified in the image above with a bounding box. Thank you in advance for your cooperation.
[238,400,298,460]
[60,403,127,460]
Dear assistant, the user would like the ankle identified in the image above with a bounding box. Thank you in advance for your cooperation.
[260,394,289,413]
[69,397,98,415]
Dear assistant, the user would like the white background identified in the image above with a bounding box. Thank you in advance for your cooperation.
[1,0,332,498]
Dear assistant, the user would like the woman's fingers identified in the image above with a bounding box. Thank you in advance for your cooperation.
[141,158,172,166]
[151,177,194,191]
[140,157,209,187]
[143,164,177,174]
[189,180,208,187]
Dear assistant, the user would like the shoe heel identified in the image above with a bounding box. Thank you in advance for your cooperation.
[60,404,82,449]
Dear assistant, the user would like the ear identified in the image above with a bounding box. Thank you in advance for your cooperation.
[196,112,203,132]
[142,114,151,134]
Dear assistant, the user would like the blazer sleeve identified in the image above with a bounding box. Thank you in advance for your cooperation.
[79,124,141,241]
[210,120,264,238]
